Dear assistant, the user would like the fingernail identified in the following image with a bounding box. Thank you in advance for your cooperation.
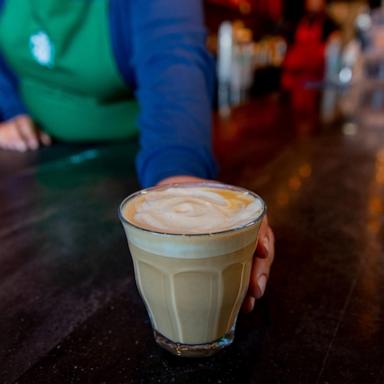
[17,142,26,151]
[262,237,269,252]
[29,141,38,150]
[249,297,255,311]
[257,275,267,298]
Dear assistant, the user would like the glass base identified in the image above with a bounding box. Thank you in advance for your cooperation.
[153,328,235,358]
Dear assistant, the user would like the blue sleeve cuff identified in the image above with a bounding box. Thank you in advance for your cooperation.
[0,52,27,121]
[1,102,27,121]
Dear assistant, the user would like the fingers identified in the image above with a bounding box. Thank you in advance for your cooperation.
[0,120,27,151]
[157,176,207,185]
[39,131,52,146]
[248,253,274,300]
[15,116,39,150]
[254,216,272,259]
[242,219,275,313]
[0,115,51,151]
[16,115,51,147]
[242,258,273,314]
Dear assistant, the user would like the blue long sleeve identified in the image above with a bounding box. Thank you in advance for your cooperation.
[0,52,27,121]
[129,0,218,187]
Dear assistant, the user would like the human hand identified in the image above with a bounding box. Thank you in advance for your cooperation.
[157,175,206,186]
[242,216,275,312]
[0,114,51,151]
[158,176,275,313]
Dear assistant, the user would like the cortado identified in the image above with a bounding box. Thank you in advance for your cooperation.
[119,183,265,357]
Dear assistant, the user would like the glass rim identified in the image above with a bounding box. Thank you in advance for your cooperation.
[118,182,267,237]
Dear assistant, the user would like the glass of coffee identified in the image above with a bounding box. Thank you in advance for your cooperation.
[119,183,265,357]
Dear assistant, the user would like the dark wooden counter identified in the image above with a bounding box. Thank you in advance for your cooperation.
[1,93,383,383]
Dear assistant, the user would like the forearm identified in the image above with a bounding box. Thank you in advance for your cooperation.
[130,0,217,187]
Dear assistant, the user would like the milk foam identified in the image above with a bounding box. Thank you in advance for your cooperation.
[127,187,263,234]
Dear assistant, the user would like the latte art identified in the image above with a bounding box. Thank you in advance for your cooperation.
[126,187,263,234]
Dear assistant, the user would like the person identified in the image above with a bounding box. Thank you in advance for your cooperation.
[281,0,340,134]
[0,0,274,311]
[282,0,340,92]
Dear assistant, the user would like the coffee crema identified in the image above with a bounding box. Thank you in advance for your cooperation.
[123,186,263,234]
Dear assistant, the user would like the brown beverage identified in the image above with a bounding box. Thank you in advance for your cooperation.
[119,183,265,357]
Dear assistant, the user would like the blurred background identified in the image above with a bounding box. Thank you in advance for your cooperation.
[204,0,384,111]
[201,0,384,185]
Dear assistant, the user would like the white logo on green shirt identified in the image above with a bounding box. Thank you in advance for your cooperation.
[29,31,55,68]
